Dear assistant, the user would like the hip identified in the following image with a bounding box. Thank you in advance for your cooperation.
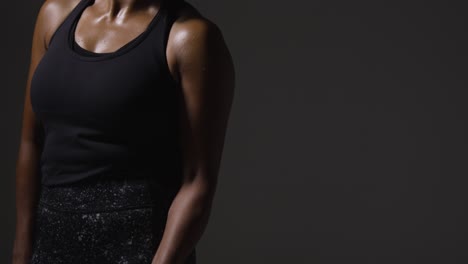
[30,177,174,263]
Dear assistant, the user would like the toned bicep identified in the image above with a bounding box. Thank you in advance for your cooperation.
[172,19,235,189]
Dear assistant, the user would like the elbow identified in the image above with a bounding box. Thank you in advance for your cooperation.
[180,170,218,208]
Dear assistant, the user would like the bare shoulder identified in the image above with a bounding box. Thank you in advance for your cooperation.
[165,2,233,84]
[30,0,81,64]
[169,2,227,56]
[36,0,81,49]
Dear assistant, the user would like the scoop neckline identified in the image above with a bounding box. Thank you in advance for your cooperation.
[67,0,165,61]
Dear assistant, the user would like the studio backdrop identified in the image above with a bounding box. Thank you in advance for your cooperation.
[2,0,467,263]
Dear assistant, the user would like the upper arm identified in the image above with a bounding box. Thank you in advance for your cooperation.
[169,17,235,193]
[21,0,77,144]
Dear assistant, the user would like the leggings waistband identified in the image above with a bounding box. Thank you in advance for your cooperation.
[38,178,170,213]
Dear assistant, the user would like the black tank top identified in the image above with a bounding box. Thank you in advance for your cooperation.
[30,0,185,191]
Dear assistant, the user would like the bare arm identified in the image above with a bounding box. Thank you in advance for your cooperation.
[12,0,74,263]
[151,18,235,264]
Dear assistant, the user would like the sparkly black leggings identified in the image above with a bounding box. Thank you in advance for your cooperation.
[30,178,196,264]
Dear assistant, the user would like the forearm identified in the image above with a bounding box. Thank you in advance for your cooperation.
[12,141,41,262]
[152,181,214,264]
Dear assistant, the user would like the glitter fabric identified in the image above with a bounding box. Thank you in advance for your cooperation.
[30,178,197,264]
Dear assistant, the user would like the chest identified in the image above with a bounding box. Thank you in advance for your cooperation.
[30,45,175,128]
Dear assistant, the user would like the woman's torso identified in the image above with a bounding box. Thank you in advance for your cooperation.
[30,0,185,194]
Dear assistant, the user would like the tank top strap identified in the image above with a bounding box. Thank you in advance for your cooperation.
[145,0,185,86]
[48,0,92,50]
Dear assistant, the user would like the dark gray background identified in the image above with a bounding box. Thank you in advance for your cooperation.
[2,0,467,263]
